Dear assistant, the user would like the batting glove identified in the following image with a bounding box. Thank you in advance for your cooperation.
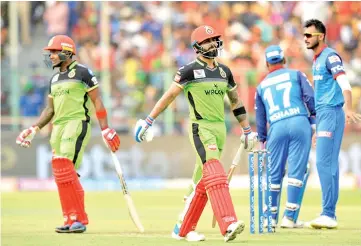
[16,126,39,148]
[102,128,120,152]
[134,116,154,143]
[240,126,258,151]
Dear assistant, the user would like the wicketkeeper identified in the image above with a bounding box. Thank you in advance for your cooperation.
[16,35,120,233]
[134,25,257,242]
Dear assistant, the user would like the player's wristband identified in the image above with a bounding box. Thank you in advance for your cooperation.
[96,109,108,119]
[242,126,251,135]
[145,116,154,126]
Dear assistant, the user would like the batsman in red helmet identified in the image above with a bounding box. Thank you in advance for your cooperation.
[134,25,258,242]
[16,35,120,233]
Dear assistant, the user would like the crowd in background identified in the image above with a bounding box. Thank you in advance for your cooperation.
[1,1,361,134]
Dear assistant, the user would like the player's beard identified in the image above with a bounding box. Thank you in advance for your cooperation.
[307,39,320,50]
[202,48,218,58]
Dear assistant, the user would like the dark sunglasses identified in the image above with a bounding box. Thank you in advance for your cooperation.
[304,32,323,38]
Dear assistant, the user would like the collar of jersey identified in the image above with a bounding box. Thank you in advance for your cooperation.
[268,65,284,73]
[67,60,78,70]
[313,44,328,61]
[196,57,218,70]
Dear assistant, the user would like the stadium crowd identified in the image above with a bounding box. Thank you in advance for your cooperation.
[1,1,361,133]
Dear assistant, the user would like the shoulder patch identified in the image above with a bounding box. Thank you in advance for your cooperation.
[328,55,341,64]
[91,76,98,85]
[88,68,94,76]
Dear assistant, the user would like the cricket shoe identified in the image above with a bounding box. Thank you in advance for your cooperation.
[280,216,304,228]
[69,221,87,233]
[55,224,70,233]
[224,220,245,242]
[172,231,206,242]
[309,215,337,229]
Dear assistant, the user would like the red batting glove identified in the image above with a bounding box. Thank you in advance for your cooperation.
[102,128,120,152]
[16,126,39,148]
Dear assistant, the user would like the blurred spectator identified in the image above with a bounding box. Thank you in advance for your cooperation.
[43,1,69,37]
[1,1,360,133]
[19,82,44,117]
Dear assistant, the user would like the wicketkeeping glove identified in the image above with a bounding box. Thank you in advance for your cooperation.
[102,128,120,152]
[16,126,39,148]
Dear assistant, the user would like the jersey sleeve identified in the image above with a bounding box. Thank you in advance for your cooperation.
[297,71,316,116]
[326,53,346,79]
[227,69,237,91]
[82,68,99,92]
[173,66,188,89]
[255,88,267,143]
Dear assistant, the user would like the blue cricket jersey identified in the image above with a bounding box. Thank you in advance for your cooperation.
[312,45,346,110]
[255,67,316,142]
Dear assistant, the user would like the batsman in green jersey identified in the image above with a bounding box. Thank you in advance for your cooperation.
[134,25,258,242]
[16,35,120,233]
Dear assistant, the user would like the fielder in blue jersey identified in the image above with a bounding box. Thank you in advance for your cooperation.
[303,19,361,229]
[255,45,316,229]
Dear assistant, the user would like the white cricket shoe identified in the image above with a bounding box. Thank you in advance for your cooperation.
[172,231,206,242]
[280,216,304,228]
[224,220,245,242]
[263,218,277,229]
[309,215,338,229]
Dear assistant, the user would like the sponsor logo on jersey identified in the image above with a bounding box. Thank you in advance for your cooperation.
[51,74,59,83]
[52,89,70,97]
[331,65,344,73]
[328,55,341,64]
[207,144,218,151]
[68,69,76,78]
[193,69,206,79]
[269,107,301,122]
[219,67,226,78]
[317,131,332,138]
[313,75,323,81]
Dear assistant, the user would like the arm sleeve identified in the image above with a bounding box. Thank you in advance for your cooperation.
[326,53,346,79]
[173,66,188,89]
[82,68,99,92]
[255,89,267,143]
[227,69,237,91]
[297,71,316,116]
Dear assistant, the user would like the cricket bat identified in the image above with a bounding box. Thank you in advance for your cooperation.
[111,151,145,233]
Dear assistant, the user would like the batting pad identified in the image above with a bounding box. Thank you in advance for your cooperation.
[52,157,88,225]
[178,179,208,237]
[203,159,237,235]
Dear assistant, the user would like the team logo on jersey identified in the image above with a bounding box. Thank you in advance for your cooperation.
[207,144,218,151]
[68,69,76,78]
[317,131,332,138]
[219,67,226,78]
[204,26,214,34]
[193,69,206,79]
[315,63,320,71]
[51,74,59,83]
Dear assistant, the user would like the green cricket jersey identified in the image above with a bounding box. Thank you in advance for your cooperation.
[48,61,99,125]
[174,58,237,122]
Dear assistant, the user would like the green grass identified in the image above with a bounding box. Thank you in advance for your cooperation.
[2,189,361,246]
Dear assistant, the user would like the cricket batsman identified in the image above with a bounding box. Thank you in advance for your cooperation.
[134,25,258,242]
[303,19,361,229]
[16,35,120,233]
[255,45,316,228]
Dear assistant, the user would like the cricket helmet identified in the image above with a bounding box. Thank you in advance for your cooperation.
[190,25,223,58]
